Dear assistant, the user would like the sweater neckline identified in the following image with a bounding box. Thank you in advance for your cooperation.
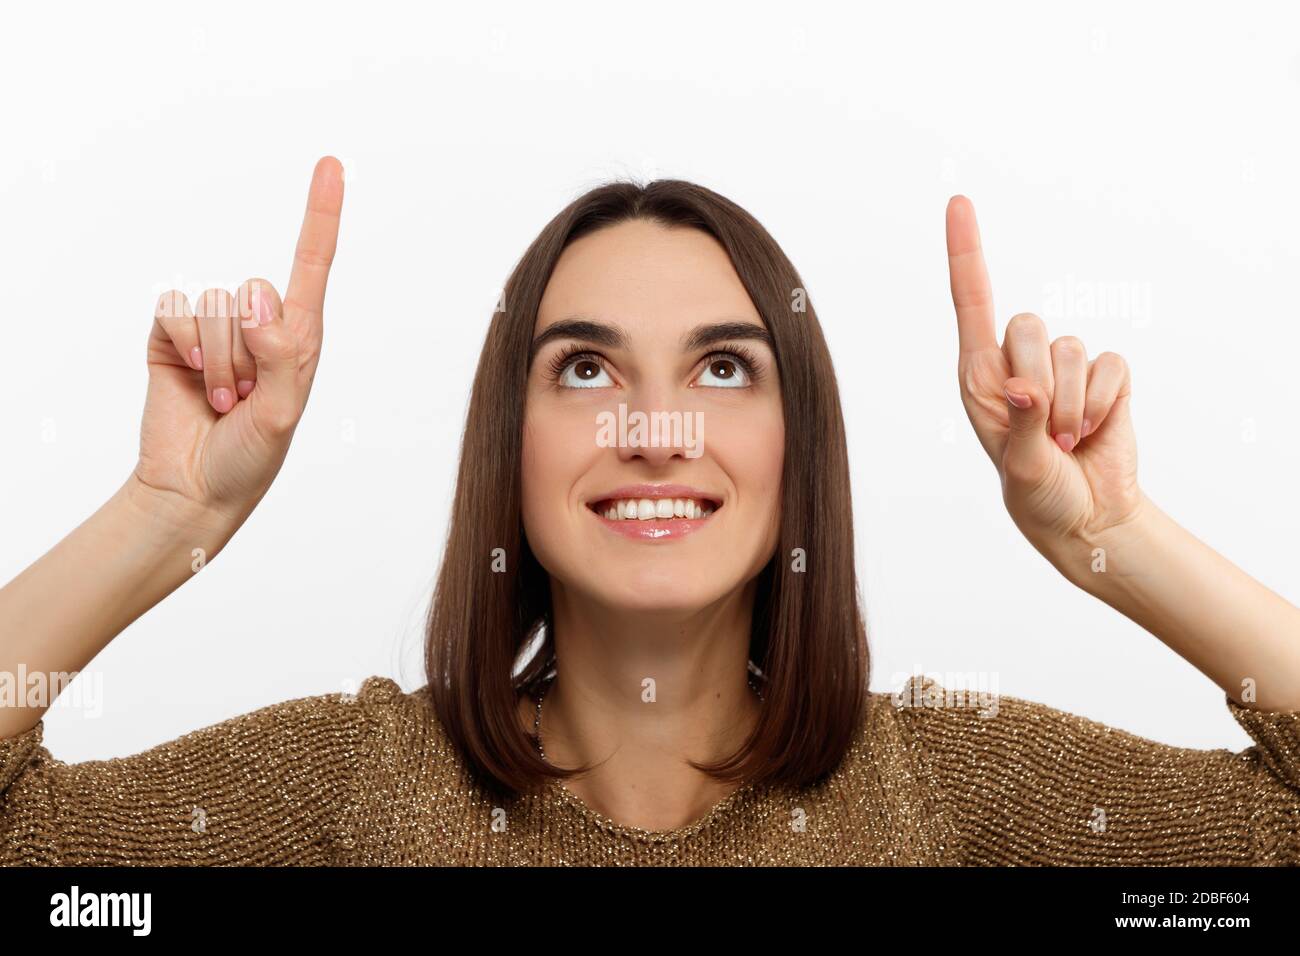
[546,776,759,843]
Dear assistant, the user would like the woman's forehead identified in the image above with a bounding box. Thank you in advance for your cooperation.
[537,222,760,338]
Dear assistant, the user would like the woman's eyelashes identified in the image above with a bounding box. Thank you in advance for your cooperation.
[548,347,614,388]
[697,348,761,387]
[544,343,766,390]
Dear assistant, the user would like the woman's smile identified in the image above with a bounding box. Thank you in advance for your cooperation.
[586,482,722,541]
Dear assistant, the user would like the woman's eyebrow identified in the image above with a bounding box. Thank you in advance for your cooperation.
[529,318,629,363]
[529,317,772,364]
[680,320,772,351]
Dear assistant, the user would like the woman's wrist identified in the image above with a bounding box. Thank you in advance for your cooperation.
[1046,490,1163,604]
[119,471,245,547]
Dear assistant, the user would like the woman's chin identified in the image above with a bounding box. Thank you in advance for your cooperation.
[578,574,732,617]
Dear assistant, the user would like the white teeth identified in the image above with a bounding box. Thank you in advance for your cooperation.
[596,497,718,520]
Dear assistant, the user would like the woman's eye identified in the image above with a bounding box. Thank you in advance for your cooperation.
[559,357,615,388]
[696,357,751,388]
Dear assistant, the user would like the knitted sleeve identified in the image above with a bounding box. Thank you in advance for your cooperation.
[0,675,401,866]
[892,676,1300,865]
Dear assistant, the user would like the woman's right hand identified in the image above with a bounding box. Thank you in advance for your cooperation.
[136,157,344,521]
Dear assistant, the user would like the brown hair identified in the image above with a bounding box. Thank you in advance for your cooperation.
[424,178,869,801]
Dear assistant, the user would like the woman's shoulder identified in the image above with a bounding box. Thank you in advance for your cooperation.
[0,675,420,766]
[825,677,931,775]
[261,676,471,803]
[847,673,1045,766]
[327,674,444,735]
[862,672,1272,766]
[335,676,461,763]
[214,674,416,728]
[828,673,1088,809]
[205,675,451,766]
[864,673,1107,754]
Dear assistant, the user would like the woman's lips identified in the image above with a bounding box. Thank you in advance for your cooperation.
[585,491,722,541]
[588,505,716,541]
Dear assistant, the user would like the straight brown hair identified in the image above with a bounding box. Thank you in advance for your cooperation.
[424,178,869,802]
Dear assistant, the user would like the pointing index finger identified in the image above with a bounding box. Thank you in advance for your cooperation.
[285,156,344,322]
[946,195,998,353]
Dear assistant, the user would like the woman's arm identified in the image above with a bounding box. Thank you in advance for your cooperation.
[0,478,240,738]
[0,156,344,739]
[1047,493,1300,712]
[944,196,1300,712]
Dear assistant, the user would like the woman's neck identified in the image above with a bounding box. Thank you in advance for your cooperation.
[521,583,762,832]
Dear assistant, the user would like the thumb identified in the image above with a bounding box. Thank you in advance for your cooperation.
[237,279,303,437]
[1001,377,1055,487]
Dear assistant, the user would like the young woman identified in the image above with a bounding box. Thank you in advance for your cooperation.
[1,158,1297,865]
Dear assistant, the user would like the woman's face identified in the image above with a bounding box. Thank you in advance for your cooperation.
[521,219,785,615]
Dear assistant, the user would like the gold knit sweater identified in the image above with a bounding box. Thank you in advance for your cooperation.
[1,675,1297,865]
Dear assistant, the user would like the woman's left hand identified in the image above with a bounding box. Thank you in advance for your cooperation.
[944,195,1145,559]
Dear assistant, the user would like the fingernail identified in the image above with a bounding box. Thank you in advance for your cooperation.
[189,346,204,370]
[1004,388,1032,409]
[212,387,234,413]
[253,287,274,327]
[236,379,255,398]
[1081,418,1093,438]
[1055,432,1076,452]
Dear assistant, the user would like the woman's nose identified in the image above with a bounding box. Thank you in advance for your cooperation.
[610,390,705,465]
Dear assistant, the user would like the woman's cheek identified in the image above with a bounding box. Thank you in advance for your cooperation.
[744,408,786,558]
[520,407,596,568]
[711,405,785,563]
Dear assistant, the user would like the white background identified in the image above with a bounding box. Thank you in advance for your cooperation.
[2,1,1298,762]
